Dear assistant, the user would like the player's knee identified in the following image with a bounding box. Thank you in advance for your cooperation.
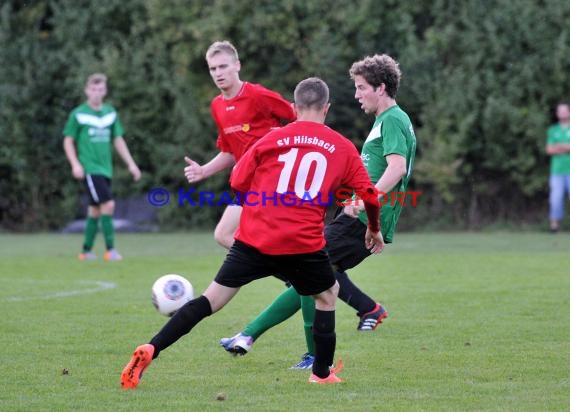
[100,200,115,215]
[315,282,339,310]
[329,280,339,298]
[88,206,101,218]
[89,211,101,219]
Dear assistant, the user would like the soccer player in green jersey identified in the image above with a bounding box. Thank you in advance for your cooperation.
[63,73,141,261]
[545,102,570,233]
[220,54,417,369]
[346,54,417,236]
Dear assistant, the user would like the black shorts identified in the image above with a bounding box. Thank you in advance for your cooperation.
[214,240,336,296]
[83,174,113,206]
[324,213,372,272]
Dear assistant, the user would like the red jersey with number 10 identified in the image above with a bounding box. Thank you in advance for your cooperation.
[211,82,296,161]
[231,120,377,255]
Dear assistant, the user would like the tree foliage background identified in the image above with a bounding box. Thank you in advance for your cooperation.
[1,0,569,231]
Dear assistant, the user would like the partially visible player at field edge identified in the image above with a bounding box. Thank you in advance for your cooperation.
[545,101,570,233]
[63,73,141,261]
[220,53,417,369]
[120,77,384,388]
[184,40,296,248]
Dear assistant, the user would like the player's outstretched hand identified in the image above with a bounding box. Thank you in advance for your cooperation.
[365,228,385,254]
[184,156,204,183]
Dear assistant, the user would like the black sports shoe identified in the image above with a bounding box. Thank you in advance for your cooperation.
[357,303,388,331]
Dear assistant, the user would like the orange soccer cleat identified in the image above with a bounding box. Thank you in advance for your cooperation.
[308,372,343,384]
[103,249,123,261]
[121,344,154,389]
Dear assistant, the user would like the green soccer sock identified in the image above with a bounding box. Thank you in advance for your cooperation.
[83,216,99,252]
[242,285,302,340]
[100,215,115,250]
[300,295,316,355]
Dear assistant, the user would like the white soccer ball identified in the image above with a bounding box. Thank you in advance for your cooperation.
[151,274,194,317]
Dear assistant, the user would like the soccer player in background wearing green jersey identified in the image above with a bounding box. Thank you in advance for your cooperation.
[220,54,417,370]
[545,102,570,233]
[63,73,141,261]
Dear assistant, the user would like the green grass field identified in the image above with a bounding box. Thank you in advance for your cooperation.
[1,232,569,411]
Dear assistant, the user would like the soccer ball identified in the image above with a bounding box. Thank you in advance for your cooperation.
[151,274,194,317]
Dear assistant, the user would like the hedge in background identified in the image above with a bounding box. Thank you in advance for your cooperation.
[1,0,569,231]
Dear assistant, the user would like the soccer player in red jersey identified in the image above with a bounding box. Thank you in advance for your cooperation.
[184,41,296,249]
[121,77,384,388]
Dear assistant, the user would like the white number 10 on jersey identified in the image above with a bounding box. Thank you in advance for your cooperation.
[276,148,328,198]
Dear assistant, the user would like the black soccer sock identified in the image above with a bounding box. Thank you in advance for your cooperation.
[149,295,212,359]
[312,309,336,378]
[336,270,376,316]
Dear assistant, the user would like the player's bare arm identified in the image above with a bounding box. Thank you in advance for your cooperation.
[114,137,141,181]
[546,143,570,155]
[375,154,407,195]
[63,136,85,180]
[184,152,236,183]
[344,154,407,218]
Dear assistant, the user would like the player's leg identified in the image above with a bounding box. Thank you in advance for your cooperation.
[100,199,120,260]
[243,286,302,338]
[214,204,242,249]
[79,175,101,260]
[85,175,121,260]
[549,175,565,232]
[121,291,219,390]
[335,269,373,310]
[281,250,341,383]
[220,287,316,367]
[121,240,271,389]
[288,294,317,369]
[80,205,100,260]
[562,174,570,225]
[150,240,267,357]
[148,281,239,360]
[220,285,302,355]
[225,214,387,363]
[300,295,315,351]
[311,282,339,380]
[336,270,388,331]
[325,213,387,329]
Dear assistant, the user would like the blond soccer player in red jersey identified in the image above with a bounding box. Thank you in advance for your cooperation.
[184,40,296,249]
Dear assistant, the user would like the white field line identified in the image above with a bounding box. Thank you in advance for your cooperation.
[5,280,117,302]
